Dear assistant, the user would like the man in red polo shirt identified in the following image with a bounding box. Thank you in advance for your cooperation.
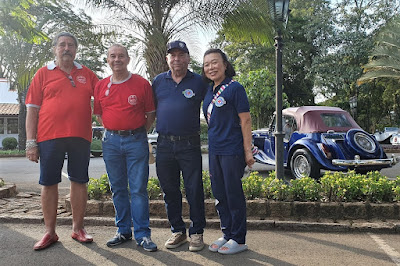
[26,32,98,250]
[93,44,157,252]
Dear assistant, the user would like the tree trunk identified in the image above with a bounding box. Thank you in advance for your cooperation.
[143,31,170,80]
[17,89,27,151]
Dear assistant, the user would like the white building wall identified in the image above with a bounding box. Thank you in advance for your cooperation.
[0,79,19,148]
[0,79,18,103]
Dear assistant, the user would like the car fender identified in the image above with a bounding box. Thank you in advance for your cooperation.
[288,138,344,171]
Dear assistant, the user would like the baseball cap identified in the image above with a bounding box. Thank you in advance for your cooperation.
[167,40,189,54]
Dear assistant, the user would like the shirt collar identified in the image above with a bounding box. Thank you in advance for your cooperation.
[47,61,83,70]
[166,69,194,80]
[212,77,233,90]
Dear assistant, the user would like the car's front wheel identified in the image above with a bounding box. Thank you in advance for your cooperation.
[290,149,320,179]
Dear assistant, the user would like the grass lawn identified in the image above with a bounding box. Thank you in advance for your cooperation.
[0,149,25,156]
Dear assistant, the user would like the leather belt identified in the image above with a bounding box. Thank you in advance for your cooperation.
[159,134,199,141]
[106,127,145,136]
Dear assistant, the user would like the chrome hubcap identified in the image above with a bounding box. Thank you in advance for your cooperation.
[293,155,310,179]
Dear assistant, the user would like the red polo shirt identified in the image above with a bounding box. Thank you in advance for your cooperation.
[93,73,155,130]
[26,61,98,142]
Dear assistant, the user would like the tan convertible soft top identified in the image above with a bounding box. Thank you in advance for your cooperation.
[283,106,361,133]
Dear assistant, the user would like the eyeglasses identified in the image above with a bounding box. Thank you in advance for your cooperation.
[67,75,76,87]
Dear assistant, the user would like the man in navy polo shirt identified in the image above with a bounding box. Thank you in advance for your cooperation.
[152,40,207,252]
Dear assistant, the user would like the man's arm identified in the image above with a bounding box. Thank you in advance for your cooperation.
[145,111,156,132]
[26,106,40,163]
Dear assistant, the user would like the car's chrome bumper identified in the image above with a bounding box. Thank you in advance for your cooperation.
[332,155,398,167]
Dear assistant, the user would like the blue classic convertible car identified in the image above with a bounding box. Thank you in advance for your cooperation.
[252,106,397,179]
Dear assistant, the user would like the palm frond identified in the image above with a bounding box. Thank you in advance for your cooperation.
[363,58,400,72]
[358,16,400,85]
[358,69,400,85]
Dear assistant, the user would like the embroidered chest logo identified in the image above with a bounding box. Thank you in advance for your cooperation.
[76,75,87,84]
[128,95,137,105]
[215,97,226,107]
[182,89,195,98]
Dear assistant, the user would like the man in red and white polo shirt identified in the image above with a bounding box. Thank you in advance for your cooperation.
[93,44,157,252]
[26,32,98,250]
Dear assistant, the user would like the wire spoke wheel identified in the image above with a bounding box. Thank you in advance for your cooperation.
[292,154,311,178]
[290,149,320,179]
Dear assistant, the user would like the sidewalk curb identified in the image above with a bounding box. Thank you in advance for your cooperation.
[67,198,400,221]
[2,184,400,233]
[1,215,400,233]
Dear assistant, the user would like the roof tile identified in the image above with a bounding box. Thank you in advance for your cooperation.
[0,103,19,115]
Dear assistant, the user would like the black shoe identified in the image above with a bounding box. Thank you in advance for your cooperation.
[106,232,132,247]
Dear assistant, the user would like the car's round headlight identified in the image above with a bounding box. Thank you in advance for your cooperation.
[354,132,376,153]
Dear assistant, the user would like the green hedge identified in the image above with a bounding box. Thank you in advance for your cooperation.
[87,174,111,200]
[91,139,102,151]
[2,137,18,150]
[87,170,400,203]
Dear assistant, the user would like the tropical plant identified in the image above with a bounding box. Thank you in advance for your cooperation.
[80,0,281,79]
[238,68,284,128]
[362,171,394,203]
[87,174,111,200]
[202,170,213,199]
[213,0,335,109]
[289,176,321,202]
[355,15,400,129]
[86,169,400,203]
[262,173,288,201]
[242,171,265,200]
[147,177,162,200]
[313,0,400,109]
[0,0,47,43]
[358,17,400,84]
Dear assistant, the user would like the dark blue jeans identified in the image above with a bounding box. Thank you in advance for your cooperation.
[209,154,247,244]
[156,135,206,236]
[102,130,151,241]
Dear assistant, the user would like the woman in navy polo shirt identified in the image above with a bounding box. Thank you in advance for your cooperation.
[202,49,255,255]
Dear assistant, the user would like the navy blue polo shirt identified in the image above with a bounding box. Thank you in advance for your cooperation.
[202,77,250,155]
[152,70,207,136]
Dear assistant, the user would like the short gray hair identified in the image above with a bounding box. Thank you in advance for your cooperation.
[52,32,78,47]
[107,44,129,57]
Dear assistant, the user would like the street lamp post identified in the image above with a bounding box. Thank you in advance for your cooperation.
[349,96,357,119]
[267,0,290,180]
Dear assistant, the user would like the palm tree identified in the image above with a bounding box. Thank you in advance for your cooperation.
[81,0,277,79]
[358,17,400,84]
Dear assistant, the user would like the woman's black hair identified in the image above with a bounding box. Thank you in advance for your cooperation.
[201,48,236,83]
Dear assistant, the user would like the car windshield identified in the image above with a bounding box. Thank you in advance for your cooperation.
[320,113,352,128]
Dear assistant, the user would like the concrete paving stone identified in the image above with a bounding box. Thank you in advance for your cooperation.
[16,192,34,198]
[29,210,43,215]
[9,208,28,213]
